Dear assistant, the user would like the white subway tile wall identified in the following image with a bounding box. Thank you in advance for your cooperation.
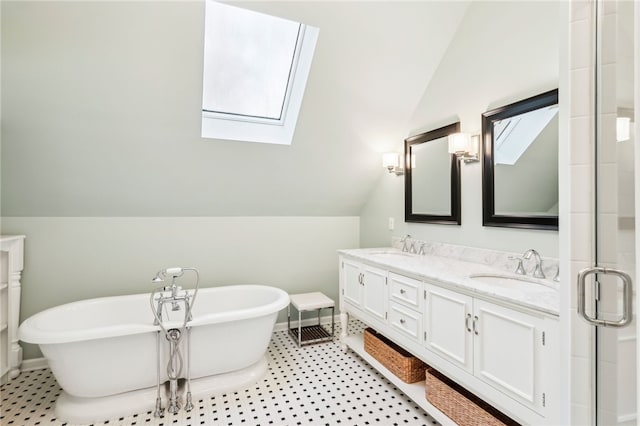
[568,1,595,423]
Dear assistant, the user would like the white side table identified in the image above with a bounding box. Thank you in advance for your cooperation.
[288,292,335,347]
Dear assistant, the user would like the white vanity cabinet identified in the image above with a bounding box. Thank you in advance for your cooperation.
[338,253,560,425]
[0,235,25,385]
[425,284,550,415]
[341,258,387,321]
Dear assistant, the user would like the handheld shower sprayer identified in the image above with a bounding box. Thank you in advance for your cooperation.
[151,267,185,283]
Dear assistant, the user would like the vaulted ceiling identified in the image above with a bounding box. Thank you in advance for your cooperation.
[1,1,469,216]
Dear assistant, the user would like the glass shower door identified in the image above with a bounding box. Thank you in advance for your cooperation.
[582,1,638,424]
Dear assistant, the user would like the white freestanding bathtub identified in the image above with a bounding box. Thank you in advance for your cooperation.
[19,285,289,424]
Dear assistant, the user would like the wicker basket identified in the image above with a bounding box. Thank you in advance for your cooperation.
[363,328,426,383]
[425,367,519,426]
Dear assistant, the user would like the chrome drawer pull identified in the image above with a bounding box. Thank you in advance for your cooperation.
[399,318,406,325]
[465,313,472,332]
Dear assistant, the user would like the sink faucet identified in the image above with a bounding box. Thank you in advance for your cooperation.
[523,249,546,279]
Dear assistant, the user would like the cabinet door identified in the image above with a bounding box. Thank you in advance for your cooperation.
[342,259,362,308]
[473,299,545,414]
[425,284,473,373]
[362,265,387,321]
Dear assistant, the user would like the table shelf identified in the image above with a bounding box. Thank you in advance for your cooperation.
[343,332,456,426]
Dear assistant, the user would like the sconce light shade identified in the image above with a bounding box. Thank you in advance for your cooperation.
[617,117,631,142]
[382,152,404,176]
[448,133,471,154]
[382,152,399,168]
[448,132,479,163]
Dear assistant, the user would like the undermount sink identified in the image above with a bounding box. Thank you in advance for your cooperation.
[469,273,556,289]
[367,250,414,257]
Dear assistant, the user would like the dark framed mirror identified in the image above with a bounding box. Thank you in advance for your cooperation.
[405,122,461,224]
[482,89,559,230]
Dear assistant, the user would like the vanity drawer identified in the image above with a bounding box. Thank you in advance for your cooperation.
[389,302,422,342]
[389,273,423,311]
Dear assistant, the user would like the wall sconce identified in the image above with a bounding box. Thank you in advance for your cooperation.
[448,132,480,163]
[382,152,404,176]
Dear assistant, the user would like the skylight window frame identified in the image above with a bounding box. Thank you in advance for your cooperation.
[201,2,318,145]
[202,24,304,125]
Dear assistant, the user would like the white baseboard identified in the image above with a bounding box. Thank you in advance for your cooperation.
[20,357,48,371]
[273,314,340,332]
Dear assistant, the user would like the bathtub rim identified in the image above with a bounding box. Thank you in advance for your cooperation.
[19,284,289,345]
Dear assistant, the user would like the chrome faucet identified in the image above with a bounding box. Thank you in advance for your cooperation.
[153,289,193,324]
[151,268,193,323]
[150,267,200,418]
[523,249,546,279]
[170,285,182,311]
[400,234,411,252]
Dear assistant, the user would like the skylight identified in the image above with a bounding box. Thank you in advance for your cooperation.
[201,1,319,145]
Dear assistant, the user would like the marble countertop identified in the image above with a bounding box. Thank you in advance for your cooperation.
[338,247,559,316]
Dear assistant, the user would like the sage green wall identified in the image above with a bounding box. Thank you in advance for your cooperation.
[361,1,561,257]
[0,0,470,360]
[3,217,359,359]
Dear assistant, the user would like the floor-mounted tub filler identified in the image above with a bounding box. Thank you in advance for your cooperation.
[18,268,289,424]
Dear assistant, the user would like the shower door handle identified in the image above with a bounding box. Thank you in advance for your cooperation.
[577,267,633,328]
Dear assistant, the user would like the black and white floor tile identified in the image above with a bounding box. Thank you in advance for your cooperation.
[1,321,439,426]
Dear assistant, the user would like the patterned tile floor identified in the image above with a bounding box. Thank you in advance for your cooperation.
[1,321,439,426]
